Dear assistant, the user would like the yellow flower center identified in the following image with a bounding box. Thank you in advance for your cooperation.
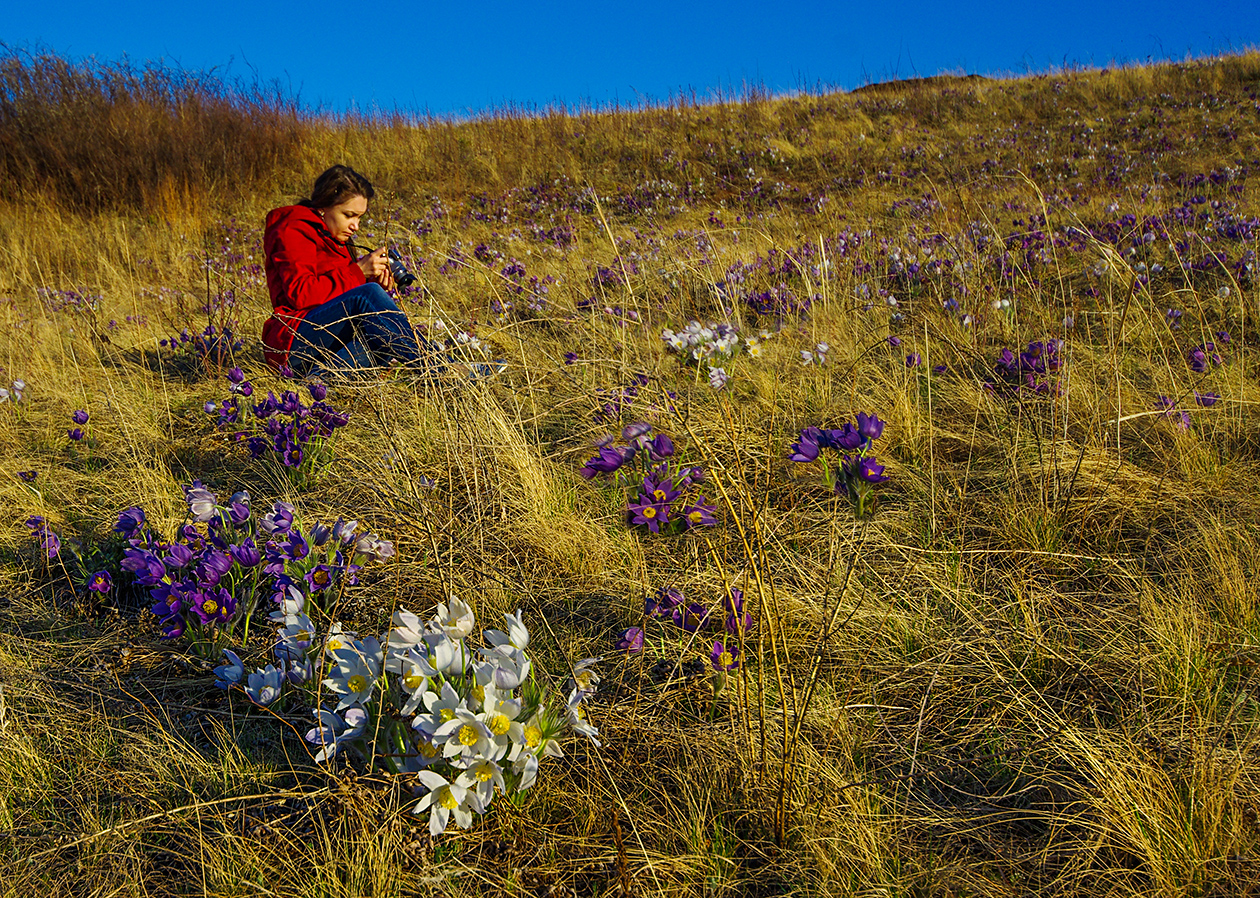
[201,599,218,615]
[689,510,703,524]
[327,638,342,651]
[652,489,667,501]
[312,569,330,586]
[438,787,457,810]
[524,725,541,748]
[642,506,657,519]
[404,673,424,691]
[458,724,479,746]
[718,651,733,668]
[440,708,455,722]
[488,713,510,736]
[347,674,367,693]
[475,765,493,782]
[575,671,593,689]
[419,741,438,759]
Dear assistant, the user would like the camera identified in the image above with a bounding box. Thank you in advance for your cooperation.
[388,247,417,288]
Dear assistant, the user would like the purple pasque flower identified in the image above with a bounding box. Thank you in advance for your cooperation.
[114,507,146,537]
[87,570,112,594]
[227,491,250,525]
[647,433,675,461]
[229,537,261,568]
[1195,391,1220,407]
[18,470,37,483]
[710,640,740,671]
[854,412,885,443]
[24,516,61,558]
[281,530,310,562]
[308,382,327,401]
[71,409,89,425]
[673,602,710,632]
[848,455,890,484]
[723,587,744,617]
[332,518,358,545]
[709,366,730,390]
[196,549,234,586]
[681,497,717,529]
[309,521,332,547]
[887,336,903,347]
[788,427,823,463]
[121,546,166,585]
[305,563,335,593]
[615,627,645,653]
[190,586,236,625]
[905,353,922,368]
[67,428,84,441]
[164,542,194,570]
[647,586,684,617]
[114,503,146,531]
[580,445,633,479]
[227,367,245,384]
[819,424,864,451]
[622,422,652,448]
[278,390,303,414]
[260,502,295,535]
[628,496,671,533]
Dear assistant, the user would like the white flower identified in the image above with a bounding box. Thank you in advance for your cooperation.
[413,770,480,837]
[485,608,529,651]
[323,636,382,711]
[456,759,506,808]
[305,706,369,763]
[434,708,500,762]
[276,615,315,663]
[270,583,306,622]
[482,644,531,689]
[397,647,433,715]
[570,657,601,695]
[245,665,284,706]
[708,367,729,390]
[386,608,427,673]
[416,680,465,736]
[323,624,357,659]
[565,689,601,747]
[745,338,762,359]
[799,350,814,366]
[511,750,540,791]
[433,594,476,640]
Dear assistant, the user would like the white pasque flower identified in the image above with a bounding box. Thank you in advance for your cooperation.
[413,770,481,837]
[434,708,501,762]
[484,608,529,651]
[276,614,316,663]
[397,647,433,716]
[385,607,427,673]
[482,644,531,689]
[323,623,358,659]
[456,759,506,808]
[323,636,382,711]
[245,665,285,706]
[306,705,369,763]
[213,649,245,690]
[416,680,464,737]
[565,688,601,747]
[433,594,476,639]
[570,657,601,695]
[413,631,460,678]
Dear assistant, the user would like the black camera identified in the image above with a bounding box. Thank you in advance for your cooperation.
[388,247,417,288]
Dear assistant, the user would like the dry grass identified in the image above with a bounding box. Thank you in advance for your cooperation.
[1,49,1260,897]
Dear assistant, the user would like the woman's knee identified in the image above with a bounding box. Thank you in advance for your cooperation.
[355,282,400,313]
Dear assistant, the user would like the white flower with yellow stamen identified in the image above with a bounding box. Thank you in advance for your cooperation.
[432,594,476,640]
[323,623,357,659]
[397,647,433,716]
[412,770,480,837]
[416,681,464,736]
[565,688,601,747]
[456,758,506,808]
[480,684,526,753]
[413,632,457,678]
[569,656,601,695]
[433,708,501,762]
[323,636,382,711]
[482,644,530,689]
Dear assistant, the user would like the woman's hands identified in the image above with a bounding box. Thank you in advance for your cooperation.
[356,246,396,290]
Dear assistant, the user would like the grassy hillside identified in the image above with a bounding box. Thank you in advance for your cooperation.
[2,49,1260,897]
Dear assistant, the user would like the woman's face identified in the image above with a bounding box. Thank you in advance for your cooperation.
[318,194,368,244]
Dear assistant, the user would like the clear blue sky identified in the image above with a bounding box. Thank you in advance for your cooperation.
[4,1,1257,117]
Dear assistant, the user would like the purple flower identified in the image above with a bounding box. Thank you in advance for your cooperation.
[121,547,166,585]
[163,543,194,569]
[887,336,902,347]
[197,549,234,586]
[854,412,885,443]
[673,602,710,632]
[228,367,245,384]
[67,428,84,441]
[788,427,823,463]
[580,446,632,479]
[260,502,295,535]
[229,538,261,568]
[204,401,217,414]
[190,586,236,625]
[723,587,744,617]
[18,470,37,483]
[710,640,740,671]
[308,383,327,402]
[282,531,310,562]
[305,564,335,592]
[820,424,864,452]
[87,570,112,594]
[850,455,890,484]
[227,491,251,525]
[628,497,671,533]
[681,497,717,529]
[184,481,218,523]
[71,409,89,425]
[647,586,684,617]
[622,422,652,447]
[615,627,645,653]
[647,433,675,461]
[563,352,578,365]
[905,353,922,368]
[1195,392,1220,407]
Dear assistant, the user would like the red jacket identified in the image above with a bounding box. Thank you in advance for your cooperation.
[261,204,366,370]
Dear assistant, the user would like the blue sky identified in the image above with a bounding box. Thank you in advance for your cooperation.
[4,1,1258,116]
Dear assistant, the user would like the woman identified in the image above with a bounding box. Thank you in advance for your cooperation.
[262,165,425,375]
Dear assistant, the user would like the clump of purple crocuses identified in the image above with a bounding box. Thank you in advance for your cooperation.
[788,412,890,518]
[207,369,350,486]
[580,423,717,535]
[160,324,244,367]
[991,340,1062,395]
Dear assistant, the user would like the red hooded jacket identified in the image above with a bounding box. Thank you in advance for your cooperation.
[261,204,366,370]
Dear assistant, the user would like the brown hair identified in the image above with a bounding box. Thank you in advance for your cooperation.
[305,164,374,209]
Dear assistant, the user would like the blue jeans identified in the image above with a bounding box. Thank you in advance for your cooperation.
[291,283,424,375]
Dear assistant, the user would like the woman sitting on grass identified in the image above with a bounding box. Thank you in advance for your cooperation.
[261,164,426,376]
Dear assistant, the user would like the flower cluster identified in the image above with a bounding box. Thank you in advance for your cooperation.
[0,379,25,406]
[661,321,741,365]
[159,324,244,365]
[207,369,351,485]
[1187,341,1224,373]
[789,413,889,518]
[216,598,599,837]
[991,340,1062,395]
[114,484,391,654]
[579,423,718,535]
[24,515,61,559]
[67,409,89,442]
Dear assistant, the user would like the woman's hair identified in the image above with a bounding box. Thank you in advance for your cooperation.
[305,164,375,209]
